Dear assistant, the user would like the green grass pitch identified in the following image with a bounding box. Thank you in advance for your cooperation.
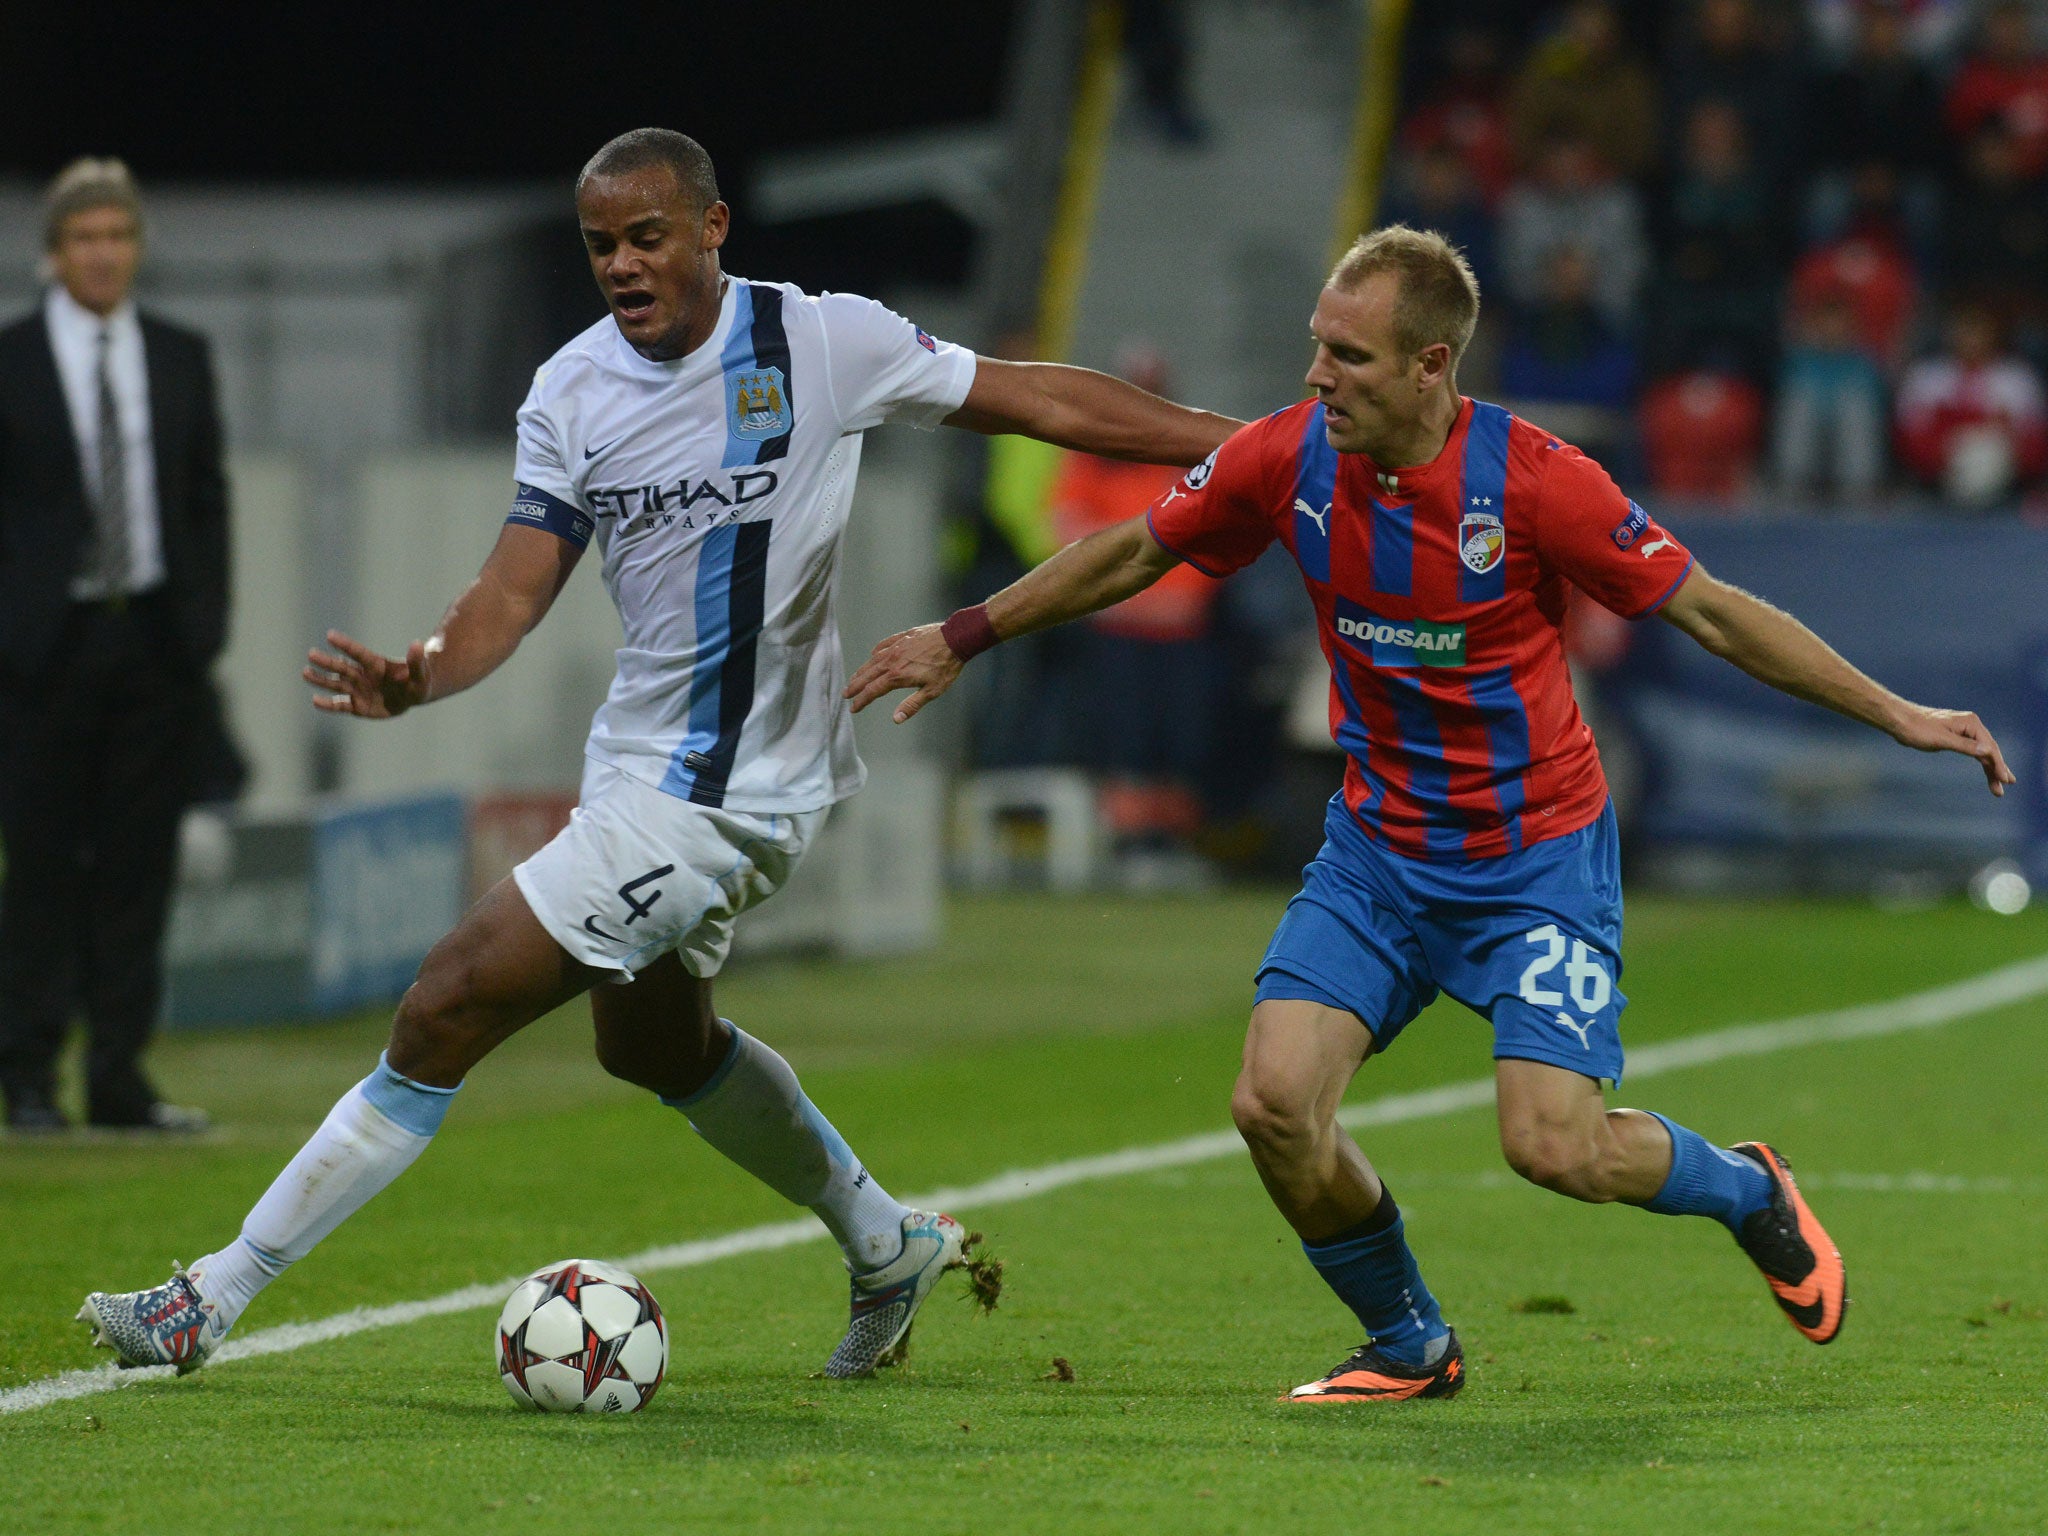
[4,891,2046,1534]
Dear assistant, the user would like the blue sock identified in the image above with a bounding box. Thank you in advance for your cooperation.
[1301,1187,1449,1368]
[1643,1114,1772,1232]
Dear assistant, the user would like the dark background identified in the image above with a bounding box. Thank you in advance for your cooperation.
[8,5,1020,295]
[7,5,1017,182]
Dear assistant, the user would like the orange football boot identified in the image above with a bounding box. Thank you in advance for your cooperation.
[1731,1142,1847,1344]
[1284,1329,1465,1403]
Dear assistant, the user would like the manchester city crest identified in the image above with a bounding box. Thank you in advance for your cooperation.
[1459,509,1505,574]
[728,367,792,441]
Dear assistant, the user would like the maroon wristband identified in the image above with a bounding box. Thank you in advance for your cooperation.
[939,603,999,662]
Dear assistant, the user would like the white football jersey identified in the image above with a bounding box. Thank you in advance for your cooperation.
[511,277,976,812]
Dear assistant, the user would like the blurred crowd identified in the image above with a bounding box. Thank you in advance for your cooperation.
[1392,0,2048,512]
[958,0,2048,882]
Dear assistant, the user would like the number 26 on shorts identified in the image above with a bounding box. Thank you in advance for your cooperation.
[1517,923,1612,1013]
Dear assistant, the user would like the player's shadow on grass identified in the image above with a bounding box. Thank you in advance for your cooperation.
[1266,1395,1831,1473]
[385,1391,945,1458]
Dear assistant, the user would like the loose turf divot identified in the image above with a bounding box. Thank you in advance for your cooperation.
[1042,1357,1076,1382]
[957,1231,1004,1313]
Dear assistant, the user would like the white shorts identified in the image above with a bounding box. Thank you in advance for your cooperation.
[514,761,826,982]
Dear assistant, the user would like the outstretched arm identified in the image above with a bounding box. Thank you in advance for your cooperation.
[945,357,1240,467]
[305,524,581,719]
[846,514,1180,723]
[1659,565,2015,796]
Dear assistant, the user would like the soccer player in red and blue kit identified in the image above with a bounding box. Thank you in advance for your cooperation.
[848,227,2015,1401]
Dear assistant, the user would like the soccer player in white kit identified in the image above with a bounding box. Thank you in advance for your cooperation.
[78,129,1238,1381]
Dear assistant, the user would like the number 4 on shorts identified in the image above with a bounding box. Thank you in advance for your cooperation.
[1518,924,1612,1013]
[618,865,676,926]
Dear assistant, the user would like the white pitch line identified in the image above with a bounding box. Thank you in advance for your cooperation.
[6,949,2046,1418]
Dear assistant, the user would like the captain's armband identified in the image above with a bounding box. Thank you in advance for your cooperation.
[506,483,594,549]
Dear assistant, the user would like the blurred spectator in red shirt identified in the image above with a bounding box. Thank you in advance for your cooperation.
[1051,348,1223,858]
[1945,2,2048,180]
[1507,0,1660,181]
[1052,461,1210,648]
[1640,370,1765,497]
[1775,292,1889,500]
[1399,22,1516,207]
[1895,303,2048,507]
[1500,134,1647,331]
[1786,162,1920,369]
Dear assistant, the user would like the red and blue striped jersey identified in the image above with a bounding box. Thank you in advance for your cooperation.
[1146,397,1695,862]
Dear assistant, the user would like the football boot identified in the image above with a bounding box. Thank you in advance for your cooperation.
[1285,1328,1465,1402]
[823,1211,965,1378]
[1731,1141,1847,1343]
[77,1264,228,1374]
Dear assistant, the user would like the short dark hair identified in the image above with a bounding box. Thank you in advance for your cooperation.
[578,129,719,211]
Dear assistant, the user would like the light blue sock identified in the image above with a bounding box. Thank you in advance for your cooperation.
[1643,1114,1772,1232]
[1301,1194,1450,1369]
[360,1052,460,1136]
[192,1052,460,1329]
[662,1023,911,1272]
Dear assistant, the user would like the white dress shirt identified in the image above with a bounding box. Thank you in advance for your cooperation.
[44,285,166,598]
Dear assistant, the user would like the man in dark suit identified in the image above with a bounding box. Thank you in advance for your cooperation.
[0,159,229,1133]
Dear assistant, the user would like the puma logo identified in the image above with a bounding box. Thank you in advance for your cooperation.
[1294,497,1330,536]
[1554,1011,1592,1050]
[1639,537,1674,558]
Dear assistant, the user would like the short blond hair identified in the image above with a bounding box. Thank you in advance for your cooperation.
[44,158,144,250]
[1328,225,1480,366]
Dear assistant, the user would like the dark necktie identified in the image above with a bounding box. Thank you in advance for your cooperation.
[94,325,131,596]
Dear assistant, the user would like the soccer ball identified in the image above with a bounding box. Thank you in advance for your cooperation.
[496,1259,668,1413]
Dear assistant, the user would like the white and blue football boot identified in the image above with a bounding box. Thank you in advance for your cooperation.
[77,1265,228,1374]
[823,1211,965,1378]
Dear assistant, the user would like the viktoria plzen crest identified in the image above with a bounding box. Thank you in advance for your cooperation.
[1459,509,1505,574]
[728,367,791,441]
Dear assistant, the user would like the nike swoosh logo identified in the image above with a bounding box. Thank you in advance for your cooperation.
[1770,1282,1828,1331]
[583,916,626,942]
[1770,1271,1825,1313]
[584,436,624,461]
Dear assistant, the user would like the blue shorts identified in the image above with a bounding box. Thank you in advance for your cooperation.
[1255,796,1629,1083]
